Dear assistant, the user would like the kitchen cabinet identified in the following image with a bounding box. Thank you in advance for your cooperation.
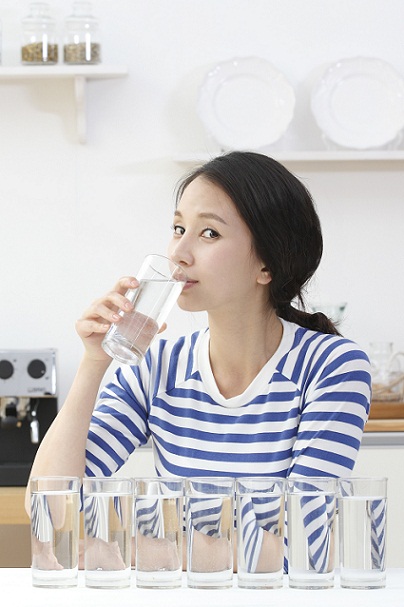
[0,487,28,526]
[0,64,128,143]
[0,487,30,567]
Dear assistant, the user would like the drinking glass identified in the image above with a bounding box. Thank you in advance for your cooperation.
[102,254,187,365]
[30,476,80,588]
[286,477,337,589]
[83,477,133,588]
[338,477,387,589]
[186,477,234,589]
[134,478,184,589]
[236,477,285,589]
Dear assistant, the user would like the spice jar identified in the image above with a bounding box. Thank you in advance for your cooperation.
[63,2,101,65]
[21,2,58,65]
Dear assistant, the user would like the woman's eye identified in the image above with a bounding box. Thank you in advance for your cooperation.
[202,228,220,239]
[172,224,185,236]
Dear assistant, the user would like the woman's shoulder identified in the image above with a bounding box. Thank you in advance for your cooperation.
[281,319,370,363]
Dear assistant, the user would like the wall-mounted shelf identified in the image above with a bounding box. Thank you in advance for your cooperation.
[174,150,404,166]
[0,64,128,143]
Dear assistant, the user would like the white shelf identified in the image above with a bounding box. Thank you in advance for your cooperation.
[174,150,404,165]
[0,64,128,143]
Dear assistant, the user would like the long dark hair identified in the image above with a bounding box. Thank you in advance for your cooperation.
[176,151,340,336]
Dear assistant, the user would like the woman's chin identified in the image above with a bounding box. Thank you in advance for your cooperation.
[177,297,204,313]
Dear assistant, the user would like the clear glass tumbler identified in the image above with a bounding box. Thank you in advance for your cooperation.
[83,477,133,589]
[338,477,387,589]
[286,477,337,589]
[236,477,285,589]
[135,478,184,588]
[30,476,80,588]
[186,477,234,589]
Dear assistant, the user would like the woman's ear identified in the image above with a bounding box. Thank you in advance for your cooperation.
[257,266,272,285]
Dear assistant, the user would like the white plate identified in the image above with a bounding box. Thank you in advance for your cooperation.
[311,57,404,149]
[197,57,295,150]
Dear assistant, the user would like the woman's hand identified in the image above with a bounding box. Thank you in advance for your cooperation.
[189,529,232,573]
[75,277,137,361]
[81,537,127,571]
[31,536,64,571]
[136,532,181,572]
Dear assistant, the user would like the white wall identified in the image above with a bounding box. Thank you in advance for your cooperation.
[0,0,403,406]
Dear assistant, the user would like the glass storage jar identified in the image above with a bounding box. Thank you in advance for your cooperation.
[63,2,101,64]
[370,341,404,401]
[21,2,58,65]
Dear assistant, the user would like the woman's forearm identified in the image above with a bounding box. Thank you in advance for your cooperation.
[25,355,110,512]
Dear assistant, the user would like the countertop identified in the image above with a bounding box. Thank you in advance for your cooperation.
[1,569,403,607]
[362,401,404,445]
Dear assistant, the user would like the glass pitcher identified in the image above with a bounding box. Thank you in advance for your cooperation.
[369,342,404,401]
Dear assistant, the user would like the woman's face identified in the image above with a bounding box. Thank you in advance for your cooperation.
[168,176,270,315]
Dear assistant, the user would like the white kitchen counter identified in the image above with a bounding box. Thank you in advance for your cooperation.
[1,569,403,607]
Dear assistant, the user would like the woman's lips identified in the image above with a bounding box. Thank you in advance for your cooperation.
[183,280,198,291]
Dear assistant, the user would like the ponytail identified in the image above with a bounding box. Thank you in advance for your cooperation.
[277,303,341,336]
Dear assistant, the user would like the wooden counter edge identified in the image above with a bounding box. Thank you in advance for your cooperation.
[365,419,404,432]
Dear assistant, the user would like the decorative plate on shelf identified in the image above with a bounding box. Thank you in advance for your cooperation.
[311,56,404,150]
[197,57,295,150]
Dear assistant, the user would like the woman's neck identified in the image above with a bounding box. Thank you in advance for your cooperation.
[207,308,283,399]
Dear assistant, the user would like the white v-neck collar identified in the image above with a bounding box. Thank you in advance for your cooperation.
[197,318,296,408]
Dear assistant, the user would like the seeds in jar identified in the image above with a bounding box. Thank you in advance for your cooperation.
[21,42,58,64]
[63,42,101,64]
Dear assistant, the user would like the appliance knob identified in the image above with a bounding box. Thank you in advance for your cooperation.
[0,359,14,380]
[27,359,46,379]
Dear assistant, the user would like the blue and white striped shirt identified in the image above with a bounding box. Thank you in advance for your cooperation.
[85,319,371,480]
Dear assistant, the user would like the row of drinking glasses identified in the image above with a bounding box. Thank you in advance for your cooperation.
[29,475,387,590]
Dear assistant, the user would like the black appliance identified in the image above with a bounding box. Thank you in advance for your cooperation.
[0,349,58,486]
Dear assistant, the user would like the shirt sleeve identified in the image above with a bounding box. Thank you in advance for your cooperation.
[84,361,153,477]
[288,338,371,478]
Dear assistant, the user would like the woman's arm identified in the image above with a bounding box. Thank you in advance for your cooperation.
[27,355,110,481]
[25,276,138,513]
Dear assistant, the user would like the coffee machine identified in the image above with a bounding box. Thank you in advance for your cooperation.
[0,349,58,486]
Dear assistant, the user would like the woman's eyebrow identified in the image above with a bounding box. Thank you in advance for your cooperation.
[174,210,228,225]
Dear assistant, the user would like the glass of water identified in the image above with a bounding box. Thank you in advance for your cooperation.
[83,477,133,588]
[30,476,80,588]
[338,477,387,589]
[102,254,188,365]
[134,478,184,588]
[286,477,337,589]
[186,477,234,589]
[236,477,285,589]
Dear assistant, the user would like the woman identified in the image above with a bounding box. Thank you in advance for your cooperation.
[27,151,371,571]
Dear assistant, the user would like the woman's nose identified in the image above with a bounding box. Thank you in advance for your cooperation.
[168,236,193,267]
